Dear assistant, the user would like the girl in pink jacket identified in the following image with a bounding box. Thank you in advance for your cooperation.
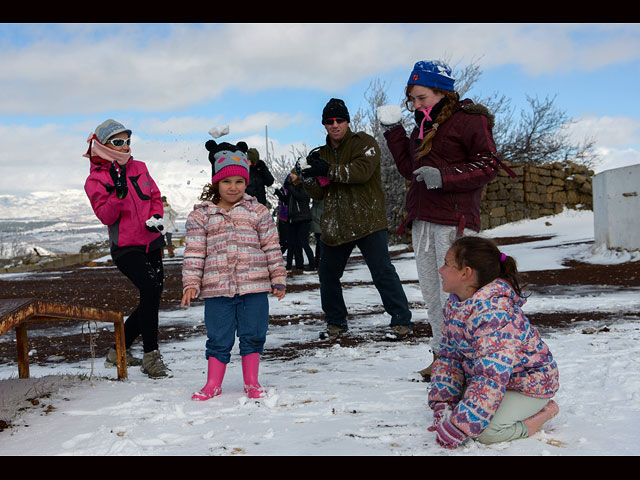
[181,140,286,401]
[428,235,559,449]
[84,119,170,379]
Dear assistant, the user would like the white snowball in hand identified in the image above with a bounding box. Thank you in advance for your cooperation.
[377,105,403,125]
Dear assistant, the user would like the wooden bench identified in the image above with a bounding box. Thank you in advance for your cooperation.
[0,298,127,380]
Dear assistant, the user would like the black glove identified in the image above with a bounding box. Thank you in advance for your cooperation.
[108,162,128,199]
[274,187,286,201]
[145,214,164,233]
[301,151,330,178]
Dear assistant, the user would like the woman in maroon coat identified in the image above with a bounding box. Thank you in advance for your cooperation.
[379,60,515,378]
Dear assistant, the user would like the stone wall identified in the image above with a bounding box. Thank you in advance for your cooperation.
[480,160,594,230]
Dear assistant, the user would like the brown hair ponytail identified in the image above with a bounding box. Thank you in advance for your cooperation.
[450,236,527,298]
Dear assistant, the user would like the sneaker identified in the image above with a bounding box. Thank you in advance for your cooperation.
[104,347,143,367]
[385,325,413,340]
[319,324,348,340]
[140,350,172,379]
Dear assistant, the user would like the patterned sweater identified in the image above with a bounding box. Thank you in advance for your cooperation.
[182,195,286,298]
[428,279,559,438]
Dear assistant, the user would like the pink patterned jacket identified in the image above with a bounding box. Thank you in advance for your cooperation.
[182,195,286,298]
[428,279,559,438]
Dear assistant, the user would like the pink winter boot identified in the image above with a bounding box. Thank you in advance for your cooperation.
[242,353,266,399]
[192,356,227,401]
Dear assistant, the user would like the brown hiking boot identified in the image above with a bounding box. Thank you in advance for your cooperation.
[140,350,172,379]
[419,353,438,382]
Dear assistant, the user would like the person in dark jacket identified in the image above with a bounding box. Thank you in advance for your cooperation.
[378,60,515,379]
[245,147,274,206]
[274,179,290,255]
[301,98,413,341]
[283,171,315,272]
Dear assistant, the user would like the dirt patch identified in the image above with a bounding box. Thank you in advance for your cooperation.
[1,239,639,368]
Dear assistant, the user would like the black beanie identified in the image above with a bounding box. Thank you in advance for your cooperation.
[322,98,350,123]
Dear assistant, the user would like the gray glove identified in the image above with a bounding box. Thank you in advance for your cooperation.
[413,166,442,189]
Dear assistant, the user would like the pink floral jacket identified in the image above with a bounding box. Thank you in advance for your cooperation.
[428,279,559,438]
[182,195,286,298]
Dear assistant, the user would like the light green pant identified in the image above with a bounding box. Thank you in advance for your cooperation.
[476,390,551,445]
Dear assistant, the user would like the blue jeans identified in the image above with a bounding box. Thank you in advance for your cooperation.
[318,229,412,329]
[204,293,269,364]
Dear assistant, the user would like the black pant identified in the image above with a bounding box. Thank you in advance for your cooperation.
[114,248,164,353]
[318,229,412,329]
[314,232,323,266]
[287,220,315,270]
[278,220,289,254]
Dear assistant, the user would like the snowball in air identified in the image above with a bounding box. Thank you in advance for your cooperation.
[208,125,230,138]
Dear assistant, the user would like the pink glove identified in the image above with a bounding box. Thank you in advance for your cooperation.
[317,176,330,186]
[427,402,452,432]
[434,418,466,450]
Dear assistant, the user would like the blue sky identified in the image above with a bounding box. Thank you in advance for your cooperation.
[0,23,639,199]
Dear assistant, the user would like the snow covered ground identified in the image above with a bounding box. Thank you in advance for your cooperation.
[0,209,639,456]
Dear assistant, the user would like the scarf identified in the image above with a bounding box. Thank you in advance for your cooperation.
[414,97,447,139]
[83,134,132,165]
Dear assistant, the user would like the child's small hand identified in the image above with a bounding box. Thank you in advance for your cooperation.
[181,288,198,308]
[272,286,286,301]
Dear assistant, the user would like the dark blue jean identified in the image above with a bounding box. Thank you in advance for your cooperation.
[318,229,412,330]
[203,292,269,364]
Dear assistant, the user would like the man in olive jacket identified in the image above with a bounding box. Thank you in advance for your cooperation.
[302,98,413,340]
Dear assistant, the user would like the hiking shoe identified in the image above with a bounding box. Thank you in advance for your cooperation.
[140,350,172,379]
[319,324,348,340]
[104,347,143,367]
[385,325,414,340]
[418,353,438,382]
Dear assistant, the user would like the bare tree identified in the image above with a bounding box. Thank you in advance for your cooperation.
[495,94,598,167]
[264,144,310,214]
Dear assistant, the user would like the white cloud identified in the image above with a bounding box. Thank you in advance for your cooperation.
[565,114,640,173]
[592,146,640,174]
[2,23,638,115]
[0,119,311,196]
[568,114,640,148]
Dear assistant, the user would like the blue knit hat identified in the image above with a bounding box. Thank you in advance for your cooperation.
[407,60,455,92]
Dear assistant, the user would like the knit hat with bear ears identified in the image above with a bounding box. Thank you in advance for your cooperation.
[205,140,250,184]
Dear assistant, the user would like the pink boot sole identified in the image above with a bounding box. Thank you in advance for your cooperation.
[244,385,266,399]
[242,353,265,398]
[192,386,222,401]
[192,357,226,401]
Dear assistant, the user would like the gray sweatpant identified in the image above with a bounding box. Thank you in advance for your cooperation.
[412,220,475,350]
[476,391,551,444]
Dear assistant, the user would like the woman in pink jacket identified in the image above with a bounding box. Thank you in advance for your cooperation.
[428,235,559,449]
[84,119,170,379]
[181,140,286,402]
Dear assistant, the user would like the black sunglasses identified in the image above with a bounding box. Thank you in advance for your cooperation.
[323,117,347,125]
